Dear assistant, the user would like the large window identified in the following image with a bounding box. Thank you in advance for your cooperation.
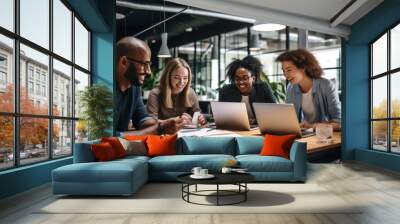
[370,23,400,153]
[308,31,342,93]
[0,0,91,170]
[170,26,341,102]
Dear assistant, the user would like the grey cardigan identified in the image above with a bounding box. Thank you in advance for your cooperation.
[285,78,341,123]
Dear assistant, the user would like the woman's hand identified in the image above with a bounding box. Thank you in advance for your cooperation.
[198,113,206,125]
[181,113,193,125]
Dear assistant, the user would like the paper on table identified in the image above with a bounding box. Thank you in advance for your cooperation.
[192,111,200,125]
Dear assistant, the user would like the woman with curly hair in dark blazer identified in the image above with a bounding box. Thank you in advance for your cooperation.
[219,56,276,123]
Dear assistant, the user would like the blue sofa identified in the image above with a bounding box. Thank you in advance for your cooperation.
[52,136,307,195]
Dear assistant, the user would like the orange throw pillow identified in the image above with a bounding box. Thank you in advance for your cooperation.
[146,134,177,157]
[91,142,117,161]
[124,135,148,142]
[259,134,297,159]
[101,137,126,158]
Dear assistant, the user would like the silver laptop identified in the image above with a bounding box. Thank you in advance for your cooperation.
[210,102,250,131]
[253,103,313,137]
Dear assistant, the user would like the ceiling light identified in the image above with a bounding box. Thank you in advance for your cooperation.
[116,13,126,20]
[158,33,171,58]
[157,1,171,58]
[252,23,286,32]
[249,34,261,51]
[185,27,193,32]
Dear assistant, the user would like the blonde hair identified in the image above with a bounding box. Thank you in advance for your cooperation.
[159,58,193,109]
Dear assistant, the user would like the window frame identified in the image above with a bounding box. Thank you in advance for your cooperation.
[0,0,92,171]
[369,19,400,154]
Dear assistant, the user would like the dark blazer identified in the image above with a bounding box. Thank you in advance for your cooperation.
[219,82,276,114]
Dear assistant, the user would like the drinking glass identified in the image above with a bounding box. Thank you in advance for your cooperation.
[316,124,333,143]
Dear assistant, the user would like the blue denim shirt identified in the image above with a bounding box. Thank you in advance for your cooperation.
[115,85,152,132]
[285,77,341,123]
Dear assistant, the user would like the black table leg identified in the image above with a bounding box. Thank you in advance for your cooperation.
[245,183,247,201]
[217,184,219,206]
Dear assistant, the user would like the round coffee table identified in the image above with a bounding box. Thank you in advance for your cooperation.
[177,173,255,206]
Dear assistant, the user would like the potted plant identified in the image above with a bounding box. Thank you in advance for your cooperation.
[142,70,160,99]
[260,71,286,103]
[79,84,113,140]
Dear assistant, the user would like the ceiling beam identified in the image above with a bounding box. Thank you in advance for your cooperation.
[117,1,255,24]
[167,0,351,37]
[330,0,368,27]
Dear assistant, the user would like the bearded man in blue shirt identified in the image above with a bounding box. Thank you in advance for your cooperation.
[115,36,184,135]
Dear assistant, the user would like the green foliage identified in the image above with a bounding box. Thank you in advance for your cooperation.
[79,84,113,140]
[373,99,400,140]
[259,71,286,103]
[142,70,160,91]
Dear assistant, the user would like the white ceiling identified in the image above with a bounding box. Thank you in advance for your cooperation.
[226,0,352,22]
[167,0,384,37]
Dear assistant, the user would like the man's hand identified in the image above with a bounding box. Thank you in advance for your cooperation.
[159,117,185,134]
[300,122,315,130]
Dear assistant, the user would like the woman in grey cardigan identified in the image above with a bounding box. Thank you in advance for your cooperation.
[276,49,341,131]
[147,58,206,126]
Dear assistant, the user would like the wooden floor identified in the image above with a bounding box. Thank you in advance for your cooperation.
[1,162,400,224]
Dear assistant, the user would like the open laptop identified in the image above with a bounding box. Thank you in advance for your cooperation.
[210,102,250,131]
[253,103,315,138]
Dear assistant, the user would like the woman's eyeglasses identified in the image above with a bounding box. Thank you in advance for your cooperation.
[171,76,189,82]
[234,75,252,83]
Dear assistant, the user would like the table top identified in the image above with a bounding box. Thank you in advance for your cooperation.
[177,127,341,153]
[235,128,341,153]
[177,172,255,185]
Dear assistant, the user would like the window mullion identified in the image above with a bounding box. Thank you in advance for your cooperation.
[387,29,391,152]
[49,0,54,160]
[71,11,76,154]
[14,0,21,167]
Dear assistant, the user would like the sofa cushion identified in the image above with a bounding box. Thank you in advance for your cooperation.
[74,140,100,163]
[148,154,235,172]
[235,136,263,155]
[124,135,148,141]
[101,137,127,158]
[236,155,293,172]
[91,142,118,162]
[53,158,147,183]
[147,134,177,157]
[260,134,297,159]
[118,138,147,156]
[177,137,236,155]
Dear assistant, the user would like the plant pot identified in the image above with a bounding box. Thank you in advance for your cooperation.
[199,95,208,101]
[143,90,150,99]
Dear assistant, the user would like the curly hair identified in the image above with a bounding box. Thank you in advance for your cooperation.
[226,56,260,83]
[242,55,263,82]
[275,48,323,78]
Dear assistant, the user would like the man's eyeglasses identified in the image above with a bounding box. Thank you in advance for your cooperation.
[125,56,152,68]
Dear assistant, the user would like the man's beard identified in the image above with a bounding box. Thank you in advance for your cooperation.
[123,63,140,86]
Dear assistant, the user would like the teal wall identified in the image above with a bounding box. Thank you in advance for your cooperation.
[343,0,400,171]
[0,0,115,200]
[0,158,72,199]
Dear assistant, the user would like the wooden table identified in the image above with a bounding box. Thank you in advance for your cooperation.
[235,128,341,154]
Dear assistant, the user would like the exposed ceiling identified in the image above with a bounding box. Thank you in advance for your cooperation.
[116,0,252,51]
[167,0,384,37]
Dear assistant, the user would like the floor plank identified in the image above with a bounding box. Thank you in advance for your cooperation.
[1,162,400,224]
